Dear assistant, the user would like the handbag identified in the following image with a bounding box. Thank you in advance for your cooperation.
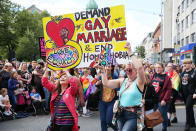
[143,86,163,128]
[46,92,65,131]
[144,109,163,128]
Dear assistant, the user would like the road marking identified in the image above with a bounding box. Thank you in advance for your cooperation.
[176,105,196,109]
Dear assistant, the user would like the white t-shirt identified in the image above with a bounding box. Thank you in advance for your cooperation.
[0,95,9,108]
[119,70,126,77]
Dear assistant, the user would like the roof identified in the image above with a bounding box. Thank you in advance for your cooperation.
[86,0,98,10]
[27,5,42,14]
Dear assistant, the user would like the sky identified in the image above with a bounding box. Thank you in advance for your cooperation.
[11,0,162,49]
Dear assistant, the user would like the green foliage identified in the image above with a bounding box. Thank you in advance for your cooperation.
[16,29,38,61]
[0,0,20,59]
[0,0,50,61]
[135,45,145,58]
[15,10,50,60]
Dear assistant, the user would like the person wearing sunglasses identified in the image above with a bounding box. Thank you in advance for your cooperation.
[101,42,145,131]
[42,67,84,131]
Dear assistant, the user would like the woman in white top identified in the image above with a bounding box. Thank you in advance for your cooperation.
[0,88,12,116]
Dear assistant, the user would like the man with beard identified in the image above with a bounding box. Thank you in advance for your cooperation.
[32,62,45,99]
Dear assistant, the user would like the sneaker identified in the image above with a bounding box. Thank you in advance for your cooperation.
[185,124,190,131]
[4,111,11,116]
[190,123,196,127]
[82,113,91,117]
[171,117,178,123]
[86,111,94,115]
[168,119,171,127]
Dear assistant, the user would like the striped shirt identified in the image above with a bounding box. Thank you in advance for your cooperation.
[54,94,74,125]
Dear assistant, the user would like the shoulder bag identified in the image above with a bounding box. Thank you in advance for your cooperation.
[112,78,129,125]
[143,86,163,128]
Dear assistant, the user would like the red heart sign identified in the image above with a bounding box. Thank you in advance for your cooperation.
[46,18,75,48]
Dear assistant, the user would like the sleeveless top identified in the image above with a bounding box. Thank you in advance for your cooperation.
[102,76,116,102]
[119,78,142,107]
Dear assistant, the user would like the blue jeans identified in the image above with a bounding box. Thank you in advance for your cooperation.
[117,111,137,131]
[156,102,169,130]
[99,100,116,131]
[43,87,50,110]
[9,95,17,110]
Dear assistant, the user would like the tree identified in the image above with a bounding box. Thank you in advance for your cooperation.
[0,0,20,60]
[0,0,50,61]
[135,45,145,58]
[15,10,50,61]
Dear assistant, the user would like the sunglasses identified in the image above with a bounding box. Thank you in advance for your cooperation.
[125,68,132,73]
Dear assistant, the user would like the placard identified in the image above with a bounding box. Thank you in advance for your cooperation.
[42,5,128,70]
[39,37,46,58]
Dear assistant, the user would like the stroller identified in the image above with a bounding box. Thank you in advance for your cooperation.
[0,105,16,121]
[26,88,47,115]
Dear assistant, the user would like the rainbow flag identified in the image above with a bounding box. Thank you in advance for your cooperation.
[81,77,90,94]
[169,71,180,91]
[81,77,98,101]
[97,43,112,65]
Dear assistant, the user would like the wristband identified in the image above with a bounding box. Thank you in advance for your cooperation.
[129,54,134,58]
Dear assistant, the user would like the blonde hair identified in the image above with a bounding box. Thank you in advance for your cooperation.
[19,62,27,71]
[1,88,7,95]
[182,59,193,64]
[144,73,150,86]
[4,63,12,69]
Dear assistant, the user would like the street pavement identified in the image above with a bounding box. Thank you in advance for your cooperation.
[0,106,195,131]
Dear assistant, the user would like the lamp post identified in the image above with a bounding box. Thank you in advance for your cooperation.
[160,0,164,63]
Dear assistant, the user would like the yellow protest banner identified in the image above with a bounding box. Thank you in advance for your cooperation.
[42,5,128,70]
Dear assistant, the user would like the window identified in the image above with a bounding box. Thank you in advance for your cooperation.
[192,10,196,24]
[191,33,195,42]
[177,6,180,15]
[186,36,189,45]
[177,23,180,33]
[177,41,180,51]
[185,53,191,59]
[181,38,184,46]
[181,19,184,32]
[186,0,189,8]
[186,15,189,28]
[182,0,185,13]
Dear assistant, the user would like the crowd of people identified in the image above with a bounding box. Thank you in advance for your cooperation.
[0,43,196,131]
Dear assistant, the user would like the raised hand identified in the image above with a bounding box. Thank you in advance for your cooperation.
[124,42,133,55]
[124,42,131,50]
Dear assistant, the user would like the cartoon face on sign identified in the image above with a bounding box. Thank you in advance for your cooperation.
[45,18,82,70]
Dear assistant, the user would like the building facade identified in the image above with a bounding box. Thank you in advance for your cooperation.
[171,0,196,64]
[162,0,174,64]
[141,32,153,63]
[151,23,162,64]
[142,23,162,64]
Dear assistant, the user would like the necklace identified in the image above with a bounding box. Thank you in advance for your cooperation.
[125,79,131,89]
[125,77,137,89]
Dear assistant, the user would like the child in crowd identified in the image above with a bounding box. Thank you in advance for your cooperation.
[8,71,21,110]
[30,87,42,102]
[0,88,12,116]
[30,86,45,114]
